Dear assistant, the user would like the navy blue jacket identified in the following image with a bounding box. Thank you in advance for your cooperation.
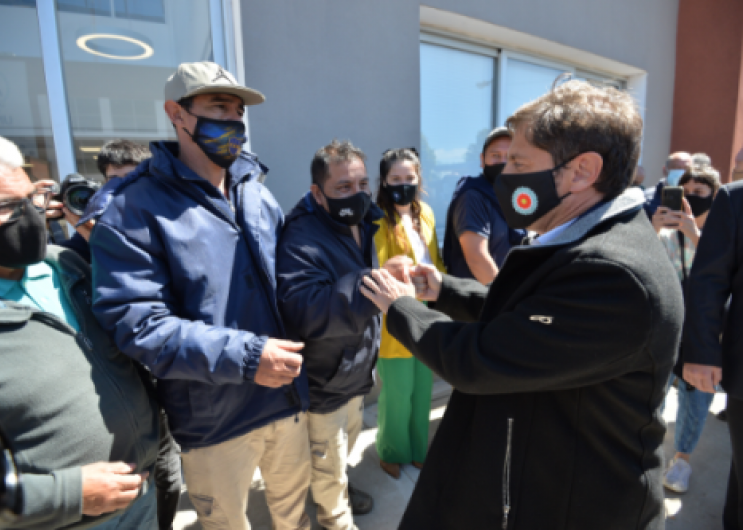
[276,192,382,413]
[82,141,309,449]
[443,174,524,280]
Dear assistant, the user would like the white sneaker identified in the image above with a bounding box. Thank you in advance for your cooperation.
[663,458,692,493]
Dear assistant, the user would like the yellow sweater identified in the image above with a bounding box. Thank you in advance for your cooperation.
[374,202,446,359]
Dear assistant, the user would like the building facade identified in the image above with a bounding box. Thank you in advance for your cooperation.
[2,0,734,233]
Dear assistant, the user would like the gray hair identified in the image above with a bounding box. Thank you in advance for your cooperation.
[0,136,24,172]
[691,152,712,169]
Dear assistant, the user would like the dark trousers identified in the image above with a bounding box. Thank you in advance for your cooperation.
[155,411,182,530]
[724,396,743,529]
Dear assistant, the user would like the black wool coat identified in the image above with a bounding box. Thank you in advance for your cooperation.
[684,181,743,398]
[386,189,683,530]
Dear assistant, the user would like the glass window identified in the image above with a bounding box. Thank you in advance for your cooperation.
[501,57,564,127]
[420,42,495,241]
[56,0,213,179]
[0,0,59,182]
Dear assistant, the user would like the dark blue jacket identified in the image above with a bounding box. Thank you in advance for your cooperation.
[276,192,382,413]
[82,141,309,450]
[443,174,524,280]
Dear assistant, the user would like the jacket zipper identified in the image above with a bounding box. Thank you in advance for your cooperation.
[502,417,514,530]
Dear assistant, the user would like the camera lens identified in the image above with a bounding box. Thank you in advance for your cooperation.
[64,183,98,216]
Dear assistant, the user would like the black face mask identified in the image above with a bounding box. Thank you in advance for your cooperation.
[0,201,47,269]
[686,194,714,218]
[493,161,572,229]
[386,183,417,206]
[183,110,247,169]
[483,163,506,187]
[320,189,372,226]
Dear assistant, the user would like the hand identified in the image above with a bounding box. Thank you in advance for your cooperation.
[651,206,675,233]
[63,206,95,242]
[675,198,700,240]
[36,180,64,222]
[683,363,722,394]
[409,263,442,302]
[361,268,415,314]
[255,339,304,388]
[382,255,413,282]
[81,462,148,516]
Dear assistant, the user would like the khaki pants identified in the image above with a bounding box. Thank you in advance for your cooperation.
[308,396,364,530]
[181,413,311,530]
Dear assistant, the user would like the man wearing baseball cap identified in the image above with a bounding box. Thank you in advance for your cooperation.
[81,61,312,530]
[442,127,525,284]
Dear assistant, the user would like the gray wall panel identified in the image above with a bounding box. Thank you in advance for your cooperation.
[241,0,420,211]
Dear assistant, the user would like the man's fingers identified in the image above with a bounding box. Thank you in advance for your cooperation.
[712,368,723,387]
[272,340,304,352]
[363,275,381,294]
[115,473,145,491]
[108,462,137,475]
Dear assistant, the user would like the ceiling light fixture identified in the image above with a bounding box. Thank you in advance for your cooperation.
[79,147,101,153]
[76,28,154,61]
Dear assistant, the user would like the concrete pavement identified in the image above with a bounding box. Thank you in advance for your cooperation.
[174,384,731,530]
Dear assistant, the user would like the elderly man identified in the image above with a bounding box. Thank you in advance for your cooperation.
[442,127,524,285]
[0,135,159,528]
[644,151,692,216]
[80,62,311,530]
[361,81,683,529]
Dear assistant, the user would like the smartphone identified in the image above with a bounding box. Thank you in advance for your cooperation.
[662,186,684,211]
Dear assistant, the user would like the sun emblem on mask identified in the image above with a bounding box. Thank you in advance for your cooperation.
[512,187,538,215]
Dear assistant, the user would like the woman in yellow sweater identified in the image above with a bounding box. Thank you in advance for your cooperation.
[374,147,446,479]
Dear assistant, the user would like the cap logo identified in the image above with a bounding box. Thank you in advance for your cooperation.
[339,208,354,217]
[512,187,538,215]
[212,67,233,84]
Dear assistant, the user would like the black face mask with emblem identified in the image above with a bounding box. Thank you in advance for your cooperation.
[319,187,372,226]
[493,159,572,230]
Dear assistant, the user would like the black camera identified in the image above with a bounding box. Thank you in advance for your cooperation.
[54,173,102,217]
[0,425,22,523]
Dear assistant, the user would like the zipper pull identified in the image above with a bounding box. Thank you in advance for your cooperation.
[502,505,510,530]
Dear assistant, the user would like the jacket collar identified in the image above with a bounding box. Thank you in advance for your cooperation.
[532,186,646,248]
[0,246,89,325]
[80,141,268,224]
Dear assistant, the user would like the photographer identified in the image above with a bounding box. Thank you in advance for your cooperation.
[651,165,720,494]
[0,136,160,528]
[43,140,150,260]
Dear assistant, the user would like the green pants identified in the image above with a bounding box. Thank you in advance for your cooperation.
[376,356,433,464]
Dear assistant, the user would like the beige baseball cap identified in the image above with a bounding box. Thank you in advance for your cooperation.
[164,61,265,106]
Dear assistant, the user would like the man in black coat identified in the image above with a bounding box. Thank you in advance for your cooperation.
[683,180,743,529]
[361,80,684,530]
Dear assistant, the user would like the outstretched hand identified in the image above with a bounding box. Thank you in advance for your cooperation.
[361,268,416,314]
[409,263,442,302]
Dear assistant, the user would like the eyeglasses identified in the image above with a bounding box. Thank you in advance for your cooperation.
[0,190,53,224]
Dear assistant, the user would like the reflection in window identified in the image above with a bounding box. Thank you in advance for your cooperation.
[0,0,59,181]
[501,58,563,126]
[57,0,213,178]
[57,0,165,22]
[420,43,495,241]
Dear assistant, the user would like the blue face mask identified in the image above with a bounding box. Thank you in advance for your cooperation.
[183,110,247,169]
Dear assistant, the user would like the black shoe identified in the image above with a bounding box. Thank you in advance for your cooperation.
[348,483,374,515]
[718,409,728,422]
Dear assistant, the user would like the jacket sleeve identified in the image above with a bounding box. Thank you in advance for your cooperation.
[1,467,83,529]
[683,187,739,367]
[90,221,266,384]
[277,238,380,341]
[373,219,392,268]
[386,258,654,395]
[431,273,489,323]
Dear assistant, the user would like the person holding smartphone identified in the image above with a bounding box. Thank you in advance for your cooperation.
[651,164,720,493]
